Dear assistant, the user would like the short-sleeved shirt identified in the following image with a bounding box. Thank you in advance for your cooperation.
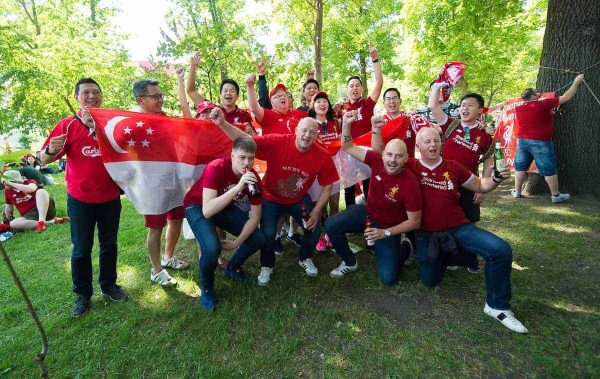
[440,117,493,175]
[4,179,38,216]
[315,119,341,148]
[254,134,339,204]
[363,150,422,228]
[343,97,376,138]
[515,97,560,141]
[406,158,475,232]
[40,115,121,203]
[183,156,262,209]
[258,108,307,135]
[384,112,434,158]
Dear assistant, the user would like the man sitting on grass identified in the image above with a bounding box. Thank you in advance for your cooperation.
[2,170,68,232]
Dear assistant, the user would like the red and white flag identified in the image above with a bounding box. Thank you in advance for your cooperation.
[90,109,232,215]
[431,61,467,103]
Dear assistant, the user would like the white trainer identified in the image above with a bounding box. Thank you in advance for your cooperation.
[299,258,318,276]
[484,303,528,333]
[257,267,273,286]
[511,189,522,198]
[161,255,190,270]
[150,269,177,287]
[551,193,571,203]
[330,261,358,278]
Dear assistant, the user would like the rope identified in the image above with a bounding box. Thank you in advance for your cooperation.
[582,79,600,107]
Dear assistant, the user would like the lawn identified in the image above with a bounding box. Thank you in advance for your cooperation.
[1,172,599,377]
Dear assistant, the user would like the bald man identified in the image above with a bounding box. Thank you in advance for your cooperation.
[324,111,422,285]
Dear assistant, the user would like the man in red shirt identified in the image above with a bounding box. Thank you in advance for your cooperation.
[405,127,528,333]
[186,52,255,135]
[245,74,306,135]
[343,47,383,206]
[324,111,422,284]
[133,79,190,288]
[210,109,339,285]
[184,136,265,311]
[2,170,67,231]
[512,74,584,202]
[39,78,127,317]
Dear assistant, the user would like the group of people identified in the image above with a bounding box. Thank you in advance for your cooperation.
[35,48,586,335]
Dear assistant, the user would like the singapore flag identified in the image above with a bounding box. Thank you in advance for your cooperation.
[90,109,232,215]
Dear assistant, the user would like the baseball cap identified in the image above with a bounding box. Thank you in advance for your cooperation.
[3,170,24,183]
[196,100,217,115]
[269,83,288,98]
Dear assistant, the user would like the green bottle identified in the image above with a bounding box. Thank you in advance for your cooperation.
[494,141,505,177]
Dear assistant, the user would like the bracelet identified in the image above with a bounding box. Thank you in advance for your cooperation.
[44,146,56,155]
[372,59,379,63]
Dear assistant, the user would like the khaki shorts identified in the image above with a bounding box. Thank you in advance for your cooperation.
[23,197,56,221]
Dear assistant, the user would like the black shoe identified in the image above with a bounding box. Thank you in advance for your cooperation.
[101,285,129,302]
[274,237,284,255]
[224,265,252,284]
[286,233,303,248]
[71,295,91,317]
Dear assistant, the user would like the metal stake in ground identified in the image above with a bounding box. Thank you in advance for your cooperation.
[0,242,48,378]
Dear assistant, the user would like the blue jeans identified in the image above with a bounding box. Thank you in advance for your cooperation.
[415,224,513,309]
[185,205,265,290]
[260,195,320,267]
[67,195,121,297]
[325,204,409,285]
[515,138,557,176]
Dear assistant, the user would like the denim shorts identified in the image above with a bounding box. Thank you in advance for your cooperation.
[514,138,557,176]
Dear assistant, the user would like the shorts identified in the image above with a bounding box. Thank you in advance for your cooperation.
[515,138,557,176]
[458,187,480,223]
[23,197,56,221]
[144,206,185,229]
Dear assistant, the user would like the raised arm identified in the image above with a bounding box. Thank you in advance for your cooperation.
[369,47,383,102]
[209,107,246,141]
[245,74,265,121]
[428,82,449,124]
[370,115,385,153]
[176,68,192,119]
[341,111,368,162]
[186,52,205,106]
[256,61,272,109]
[559,74,584,105]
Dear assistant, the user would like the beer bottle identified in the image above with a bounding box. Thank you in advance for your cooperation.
[365,215,375,246]
[246,169,261,198]
[494,141,505,177]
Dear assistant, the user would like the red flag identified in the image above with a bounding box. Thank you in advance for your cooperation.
[90,108,232,214]
[432,61,467,103]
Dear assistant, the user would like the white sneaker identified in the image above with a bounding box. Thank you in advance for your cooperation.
[330,261,358,278]
[484,303,528,333]
[161,255,190,270]
[299,258,318,277]
[511,189,522,198]
[150,269,177,287]
[257,267,273,286]
[446,265,459,271]
[551,193,571,203]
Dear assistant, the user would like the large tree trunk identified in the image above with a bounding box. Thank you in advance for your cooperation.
[533,0,600,197]
[313,0,323,83]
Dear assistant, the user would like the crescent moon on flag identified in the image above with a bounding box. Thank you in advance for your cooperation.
[104,116,129,154]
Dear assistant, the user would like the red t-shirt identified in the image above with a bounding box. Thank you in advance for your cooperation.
[41,115,121,203]
[343,97,376,138]
[515,97,560,141]
[221,105,254,132]
[4,179,38,216]
[254,134,339,204]
[363,151,422,228]
[384,112,434,158]
[258,108,307,135]
[406,158,475,232]
[183,156,262,208]
[441,117,493,175]
[315,119,341,148]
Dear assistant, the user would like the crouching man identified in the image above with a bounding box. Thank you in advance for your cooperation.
[2,170,69,232]
[184,135,265,311]
[325,112,422,284]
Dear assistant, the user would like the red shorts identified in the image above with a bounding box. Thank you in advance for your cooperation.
[143,206,185,229]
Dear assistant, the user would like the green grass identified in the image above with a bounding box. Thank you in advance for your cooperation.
[1,173,599,377]
[0,149,29,164]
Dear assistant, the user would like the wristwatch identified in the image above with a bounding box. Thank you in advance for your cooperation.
[384,229,391,237]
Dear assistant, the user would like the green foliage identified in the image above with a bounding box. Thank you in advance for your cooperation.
[0,0,136,135]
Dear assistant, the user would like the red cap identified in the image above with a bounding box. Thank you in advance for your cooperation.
[269,83,288,98]
[312,91,329,101]
[197,100,217,114]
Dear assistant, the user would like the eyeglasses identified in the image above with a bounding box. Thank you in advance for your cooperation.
[272,94,286,100]
[384,96,400,101]
[142,93,163,100]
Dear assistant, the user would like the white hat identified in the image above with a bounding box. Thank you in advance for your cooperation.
[3,170,24,183]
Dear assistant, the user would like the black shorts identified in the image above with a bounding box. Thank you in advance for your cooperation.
[23,197,56,221]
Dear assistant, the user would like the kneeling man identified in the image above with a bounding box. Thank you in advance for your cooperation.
[184,136,265,311]
[325,112,422,284]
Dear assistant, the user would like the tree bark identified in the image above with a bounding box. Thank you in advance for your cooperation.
[533,0,600,197]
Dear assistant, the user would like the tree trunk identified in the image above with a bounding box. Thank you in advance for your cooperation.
[533,0,600,197]
[313,0,323,83]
